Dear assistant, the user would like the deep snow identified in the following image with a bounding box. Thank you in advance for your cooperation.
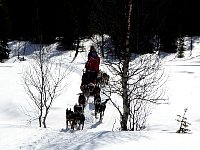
[0,37,200,150]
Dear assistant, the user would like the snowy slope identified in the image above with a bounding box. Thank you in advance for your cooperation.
[0,38,200,150]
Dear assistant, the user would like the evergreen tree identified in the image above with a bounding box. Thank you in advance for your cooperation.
[176,108,191,134]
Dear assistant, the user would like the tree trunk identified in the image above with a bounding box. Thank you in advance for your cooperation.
[121,59,129,131]
[71,38,80,63]
[43,113,47,128]
[101,34,104,58]
[39,109,42,127]
[121,0,132,131]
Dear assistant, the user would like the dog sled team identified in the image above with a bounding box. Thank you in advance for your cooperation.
[66,45,110,130]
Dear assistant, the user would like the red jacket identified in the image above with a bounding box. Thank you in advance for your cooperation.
[85,56,100,73]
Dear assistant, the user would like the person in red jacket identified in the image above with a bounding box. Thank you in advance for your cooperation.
[85,46,100,84]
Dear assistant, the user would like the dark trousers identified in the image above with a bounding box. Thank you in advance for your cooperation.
[87,71,98,84]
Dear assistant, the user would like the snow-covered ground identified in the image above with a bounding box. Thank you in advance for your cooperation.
[0,38,200,150]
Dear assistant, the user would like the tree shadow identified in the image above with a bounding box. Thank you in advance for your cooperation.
[90,120,102,129]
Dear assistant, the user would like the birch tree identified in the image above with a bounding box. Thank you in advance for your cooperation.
[103,53,166,131]
[102,0,167,131]
[120,0,132,131]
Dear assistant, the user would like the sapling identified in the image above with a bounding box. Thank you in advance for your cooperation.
[176,107,191,134]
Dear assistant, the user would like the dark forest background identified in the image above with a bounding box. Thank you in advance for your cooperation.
[0,0,199,59]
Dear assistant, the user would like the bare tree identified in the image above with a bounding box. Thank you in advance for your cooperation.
[101,0,167,131]
[23,45,71,128]
[102,53,167,131]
